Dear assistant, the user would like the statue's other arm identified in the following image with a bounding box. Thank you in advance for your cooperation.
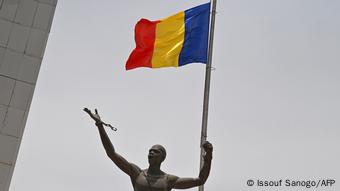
[172,141,213,189]
[84,108,140,179]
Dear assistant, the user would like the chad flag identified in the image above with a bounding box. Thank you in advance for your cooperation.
[126,3,211,70]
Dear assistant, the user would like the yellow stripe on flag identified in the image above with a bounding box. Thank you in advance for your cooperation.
[151,12,185,68]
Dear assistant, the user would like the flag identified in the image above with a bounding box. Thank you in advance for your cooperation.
[126,3,211,70]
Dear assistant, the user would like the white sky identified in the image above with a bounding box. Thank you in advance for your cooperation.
[9,0,340,191]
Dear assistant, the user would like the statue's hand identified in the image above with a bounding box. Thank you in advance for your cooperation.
[203,141,213,161]
[203,141,213,153]
[83,108,103,125]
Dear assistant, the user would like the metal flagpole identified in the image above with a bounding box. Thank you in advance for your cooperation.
[199,0,217,191]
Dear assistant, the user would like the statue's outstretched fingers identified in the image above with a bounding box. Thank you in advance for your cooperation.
[84,108,90,113]
[84,108,91,115]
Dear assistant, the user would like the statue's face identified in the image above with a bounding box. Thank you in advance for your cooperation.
[148,145,164,165]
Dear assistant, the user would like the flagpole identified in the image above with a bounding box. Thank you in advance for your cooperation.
[199,0,217,191]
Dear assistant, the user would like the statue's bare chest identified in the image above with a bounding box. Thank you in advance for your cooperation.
[133,171,170,191]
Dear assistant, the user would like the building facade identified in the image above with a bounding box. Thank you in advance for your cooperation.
[0,0,58,190]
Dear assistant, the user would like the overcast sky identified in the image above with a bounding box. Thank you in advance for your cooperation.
[9,0,340,191]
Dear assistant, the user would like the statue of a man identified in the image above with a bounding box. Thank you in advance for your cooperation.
[84,108,213,191]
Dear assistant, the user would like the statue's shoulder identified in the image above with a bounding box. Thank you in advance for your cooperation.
[129,162,142,173]
[164,173,179,188]
[166,173,179,182]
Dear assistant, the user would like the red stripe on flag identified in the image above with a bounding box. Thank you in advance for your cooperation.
[125,19,159,70]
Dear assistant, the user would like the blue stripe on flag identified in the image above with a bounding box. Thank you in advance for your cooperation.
[179,3,210,66]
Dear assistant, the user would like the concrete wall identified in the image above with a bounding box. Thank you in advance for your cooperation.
[0,0,57,190]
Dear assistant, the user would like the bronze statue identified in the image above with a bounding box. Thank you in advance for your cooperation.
[84,108,213,191]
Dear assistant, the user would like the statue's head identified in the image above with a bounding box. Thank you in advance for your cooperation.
[148,144,167,165]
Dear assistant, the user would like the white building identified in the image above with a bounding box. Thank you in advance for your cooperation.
[0,0,58,190]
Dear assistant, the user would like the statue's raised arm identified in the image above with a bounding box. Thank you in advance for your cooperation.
[170,141,213,189]
[83,108,140,179]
